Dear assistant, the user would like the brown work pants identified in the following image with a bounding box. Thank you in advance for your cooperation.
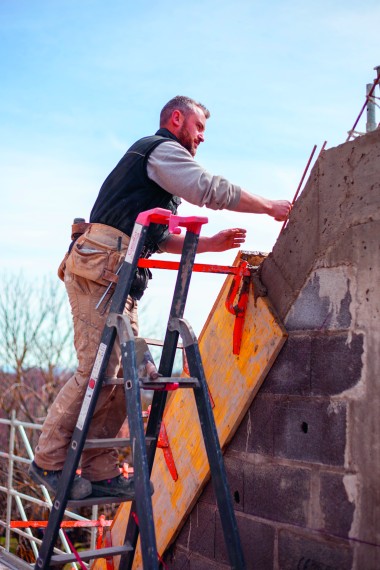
[34,269,139,481]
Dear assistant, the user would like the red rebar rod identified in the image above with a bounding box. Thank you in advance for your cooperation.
[346,76,380,142]
[280,144,318,233]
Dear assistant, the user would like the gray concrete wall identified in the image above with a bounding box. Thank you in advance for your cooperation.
[163,129,380,569]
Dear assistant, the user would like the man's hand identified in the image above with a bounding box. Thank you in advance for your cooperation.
[206,228,247,252]
[160,228,246,254]
[235,190,292,221]
[268,200,292,221]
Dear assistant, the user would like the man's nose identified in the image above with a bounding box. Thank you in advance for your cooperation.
[198,132,205,143]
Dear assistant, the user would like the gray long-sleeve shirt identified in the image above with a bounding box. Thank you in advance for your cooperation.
[147,140,242,211]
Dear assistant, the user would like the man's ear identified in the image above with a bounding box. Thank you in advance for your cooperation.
[171,109,183,127]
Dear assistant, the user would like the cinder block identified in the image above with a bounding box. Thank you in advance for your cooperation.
[355,541,380,570]
[224,456,244,512]
[187,555,229,570]
[163,545,230,569]
[198,477,216,506]
[244,462,310,525]
[215,513,275,569]
[162,545,190,569]
[278,529,353,570]
[320,472,355,537]
[176,502,216,560]
[311,333,363,395]
[198,456,244,512]
[262,334,311,395]
[229,394,274,456]
[273,398,347,465]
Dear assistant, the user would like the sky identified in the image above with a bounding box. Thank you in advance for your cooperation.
[1,0,379,341]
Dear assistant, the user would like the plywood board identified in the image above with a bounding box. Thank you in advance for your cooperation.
[92,252,287,569]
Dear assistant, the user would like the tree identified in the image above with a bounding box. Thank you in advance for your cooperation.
[0,273,74,424]
[0,274,76,537]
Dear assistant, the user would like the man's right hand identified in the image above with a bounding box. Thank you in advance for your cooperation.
[269,200,292,221]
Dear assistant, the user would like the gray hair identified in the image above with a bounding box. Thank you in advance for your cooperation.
[160,95,210,126]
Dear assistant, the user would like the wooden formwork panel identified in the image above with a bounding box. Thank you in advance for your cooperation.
[92,252,287,569]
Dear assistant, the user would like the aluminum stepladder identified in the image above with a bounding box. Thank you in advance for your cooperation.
[34,207,246,570]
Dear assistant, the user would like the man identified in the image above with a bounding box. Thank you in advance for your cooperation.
[29,96,291,500]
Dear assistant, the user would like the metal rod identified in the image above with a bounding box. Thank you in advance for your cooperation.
[5,411,16,551]
[280,144,318,233]
[138,259,251,276]
[0,418,43,429]
[366,83,377,132]
[0,411,94,568]
[346,72,379,141]
[14,494,39,560]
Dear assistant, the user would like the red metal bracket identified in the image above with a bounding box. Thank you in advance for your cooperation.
[146,405,178,481]
[138,258,251,276]
[224,261,251,355]
[139,258,252,355]
[157,420,179,482]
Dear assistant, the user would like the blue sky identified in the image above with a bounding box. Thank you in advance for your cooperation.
[1,0,379,337]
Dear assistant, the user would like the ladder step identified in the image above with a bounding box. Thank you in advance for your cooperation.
[68,495,134,508]
[140,377,200,390]
[84,436,155,449]
[104,376,199,389]
[50,544,133,565]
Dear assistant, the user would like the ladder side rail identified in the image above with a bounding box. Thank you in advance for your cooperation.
[151,226,203,431]
[177,318,246,570]
[116,314,159,570]
[34,221,151,570]
[35,325,118,568]
[120,227,201,570]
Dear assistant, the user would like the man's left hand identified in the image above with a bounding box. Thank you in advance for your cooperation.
[208,228,247,252]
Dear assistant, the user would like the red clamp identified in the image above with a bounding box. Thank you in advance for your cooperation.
[225,260,251,355]
[146,405,178,481]
[157,420,179,482]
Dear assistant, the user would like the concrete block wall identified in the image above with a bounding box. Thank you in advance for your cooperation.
[163,129,380,569]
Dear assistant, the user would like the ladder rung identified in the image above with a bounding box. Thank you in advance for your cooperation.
[144,336,183,348]
[104,376,199,388]
[84,436,156,449]
[140,377,200,390]
[50,544,133,565]
[68,495,133,508]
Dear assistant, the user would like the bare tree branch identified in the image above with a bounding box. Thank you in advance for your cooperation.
[0,273,74,422]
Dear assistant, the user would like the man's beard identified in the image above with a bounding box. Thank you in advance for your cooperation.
[178,121,196,156]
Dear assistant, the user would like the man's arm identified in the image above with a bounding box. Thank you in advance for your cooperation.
[234,190,291,221]
[148,142,291,220]
[159,228,247,255]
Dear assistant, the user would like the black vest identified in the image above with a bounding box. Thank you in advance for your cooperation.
[90,128,182,256]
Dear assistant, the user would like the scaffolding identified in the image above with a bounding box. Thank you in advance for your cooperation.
[0,411,98,569]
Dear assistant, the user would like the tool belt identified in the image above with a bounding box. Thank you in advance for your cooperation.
[58,220,152,300]
[58,222,130,287]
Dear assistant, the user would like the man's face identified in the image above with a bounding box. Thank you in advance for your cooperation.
[177,106,206,157]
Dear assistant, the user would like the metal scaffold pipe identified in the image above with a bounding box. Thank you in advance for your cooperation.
[366,82,377,132]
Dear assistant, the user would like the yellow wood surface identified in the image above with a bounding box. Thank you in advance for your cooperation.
[92,252,287,570]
